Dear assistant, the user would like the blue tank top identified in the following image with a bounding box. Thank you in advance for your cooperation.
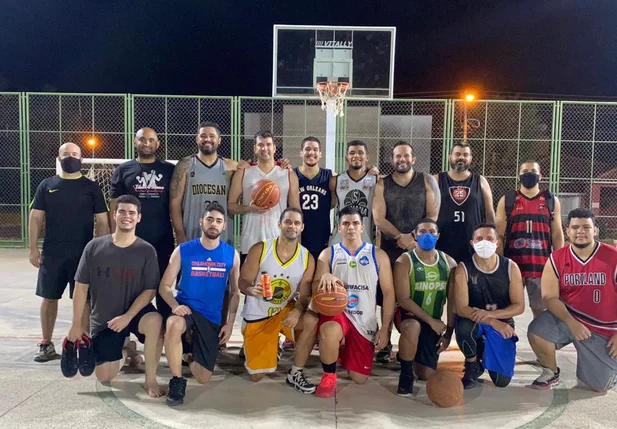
[295,167,333,253]
[176,238,236,325]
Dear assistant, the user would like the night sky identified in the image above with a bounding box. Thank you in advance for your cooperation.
[2,0,617,98]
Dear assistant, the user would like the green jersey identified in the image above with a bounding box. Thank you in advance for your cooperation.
[405,249,451,319]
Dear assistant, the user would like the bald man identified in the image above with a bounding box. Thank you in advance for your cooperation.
[29,142,109,362]
[110,128,176,317]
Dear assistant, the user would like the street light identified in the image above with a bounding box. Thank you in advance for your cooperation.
[462,91,477,142]
[87,137,96,159]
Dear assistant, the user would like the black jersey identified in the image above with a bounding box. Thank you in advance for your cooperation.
[463,255,514,326]
[295,167,333,254]
[436,171,485,262]
[381,172,426,265]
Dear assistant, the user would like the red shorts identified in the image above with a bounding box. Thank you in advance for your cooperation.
[318,312,375,376]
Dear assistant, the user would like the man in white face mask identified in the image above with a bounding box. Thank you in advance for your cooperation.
[453,223,525,389]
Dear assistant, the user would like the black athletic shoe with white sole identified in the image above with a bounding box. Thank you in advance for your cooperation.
[286,369,316,394]
[61,338,78,378]
[167,376,187,406]
[78,334,95,377]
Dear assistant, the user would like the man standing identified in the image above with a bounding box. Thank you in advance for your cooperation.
[528,208,617,392]
[29,142,109,362]
[160,202,240,406]
[329,140,378,245]
[67,195,164,398]
[496,160,564,319]
[393,218,457,395]
[239,208,319,393]
[373,140,441,362]
[228,131,301,263]
[454,223,525,389]
[313,206,396,398]
[435,143,495,263]
[294,137,334,262]
[170,122,240,245]
[110,127,175,316]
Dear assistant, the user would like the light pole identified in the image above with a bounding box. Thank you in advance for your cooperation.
[87,138,96,159]
[463,92,476,143]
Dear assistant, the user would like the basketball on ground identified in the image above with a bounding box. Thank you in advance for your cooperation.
[312,281,348,316]
[250,179,280,209]
[426,370,464,408]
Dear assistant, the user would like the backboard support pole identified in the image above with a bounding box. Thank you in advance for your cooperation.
[325,101,337,172]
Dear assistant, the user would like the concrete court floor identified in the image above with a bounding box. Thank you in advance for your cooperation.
[0,248,615,429]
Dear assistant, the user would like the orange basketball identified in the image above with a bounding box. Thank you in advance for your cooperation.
[250,179,280,209]
[426,370,464,408]
[313,281,348,316]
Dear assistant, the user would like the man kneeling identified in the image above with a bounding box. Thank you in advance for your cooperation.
[240,208,318,393]
[159,202,240,406]
[67,195,165,397]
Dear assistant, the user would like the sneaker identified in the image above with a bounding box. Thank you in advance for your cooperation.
[313,338,320,351]
[60,338,78,378]
[532,367,560,390]
[282,339,295,351]
[397,374,415,396]
[277,345,284,362]
[33,340,59,362]
[286,369,316,394]
[238,345,245,359]
[375,342,392,364]
[166,376,187,407]
[315,373,337,398]
[462,361,482,389]
[78,334,95,377]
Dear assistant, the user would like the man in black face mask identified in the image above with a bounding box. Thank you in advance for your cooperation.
[29,142,109,362]
[495,161,565,319]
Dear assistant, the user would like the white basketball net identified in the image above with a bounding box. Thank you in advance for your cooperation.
[316,81,350,117]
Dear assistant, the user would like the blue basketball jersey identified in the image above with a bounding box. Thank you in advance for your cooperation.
[295,167,333,253]
[176,238,236,325]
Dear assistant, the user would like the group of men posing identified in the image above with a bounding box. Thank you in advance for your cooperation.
[29,122,617,406]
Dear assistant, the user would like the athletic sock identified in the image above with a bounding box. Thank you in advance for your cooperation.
[322,361,336,374]
[291,365,303,374]
[400,358,414,378]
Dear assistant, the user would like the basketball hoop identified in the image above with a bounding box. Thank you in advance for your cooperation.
[315,78,350,117]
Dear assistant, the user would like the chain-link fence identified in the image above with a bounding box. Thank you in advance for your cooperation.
[2,94,616,247]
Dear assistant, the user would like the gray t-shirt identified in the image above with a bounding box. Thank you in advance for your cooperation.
[75,235,160,335]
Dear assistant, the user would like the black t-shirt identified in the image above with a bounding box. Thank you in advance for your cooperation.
[32,175,108,257]
[109,159,175,246]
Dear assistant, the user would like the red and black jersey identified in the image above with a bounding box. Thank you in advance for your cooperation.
[504,191,552,278]
[551,243,617,338]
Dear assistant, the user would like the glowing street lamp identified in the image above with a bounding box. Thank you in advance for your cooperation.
[87,137,97,158]
[462,91,477,142]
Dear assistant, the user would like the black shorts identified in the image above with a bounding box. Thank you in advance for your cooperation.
[394,308,440,370]
[36,254,81,300]
[92,304,159,365]
[182,310,221,372]
[240,253,248,266]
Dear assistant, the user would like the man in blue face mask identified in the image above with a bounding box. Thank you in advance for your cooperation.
[392,218,457,395]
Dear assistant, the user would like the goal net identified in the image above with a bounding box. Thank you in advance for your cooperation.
[56,158,178,202]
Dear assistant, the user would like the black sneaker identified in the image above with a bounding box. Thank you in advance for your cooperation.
[532,367,560,390]
[78,334,95,377]
[167,376,187,406]
[286,369,316,394]
[397,374,415,396]
[34,340,59,362]
[375,342,392,364]
[60,338,78,378]
[462,361,482,389]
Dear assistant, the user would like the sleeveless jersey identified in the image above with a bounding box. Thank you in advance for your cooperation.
[463,255,514,326]
[504,191,552,278]
[551,243,617,338]
[295,167,333,253]
[241,237,309,322]
[330,171,376,245]
[329,242,380,341]
[176,238,236,325]
[240,165,290,254]
[436,171,485,263]
[381,172,426,264]
[404,249,451,319]
[182,156,233,244]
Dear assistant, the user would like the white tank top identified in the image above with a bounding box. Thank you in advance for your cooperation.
[240,165,290,254]
[242,237,309,321]
[329,242,379,341]
[330,171,376,245]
